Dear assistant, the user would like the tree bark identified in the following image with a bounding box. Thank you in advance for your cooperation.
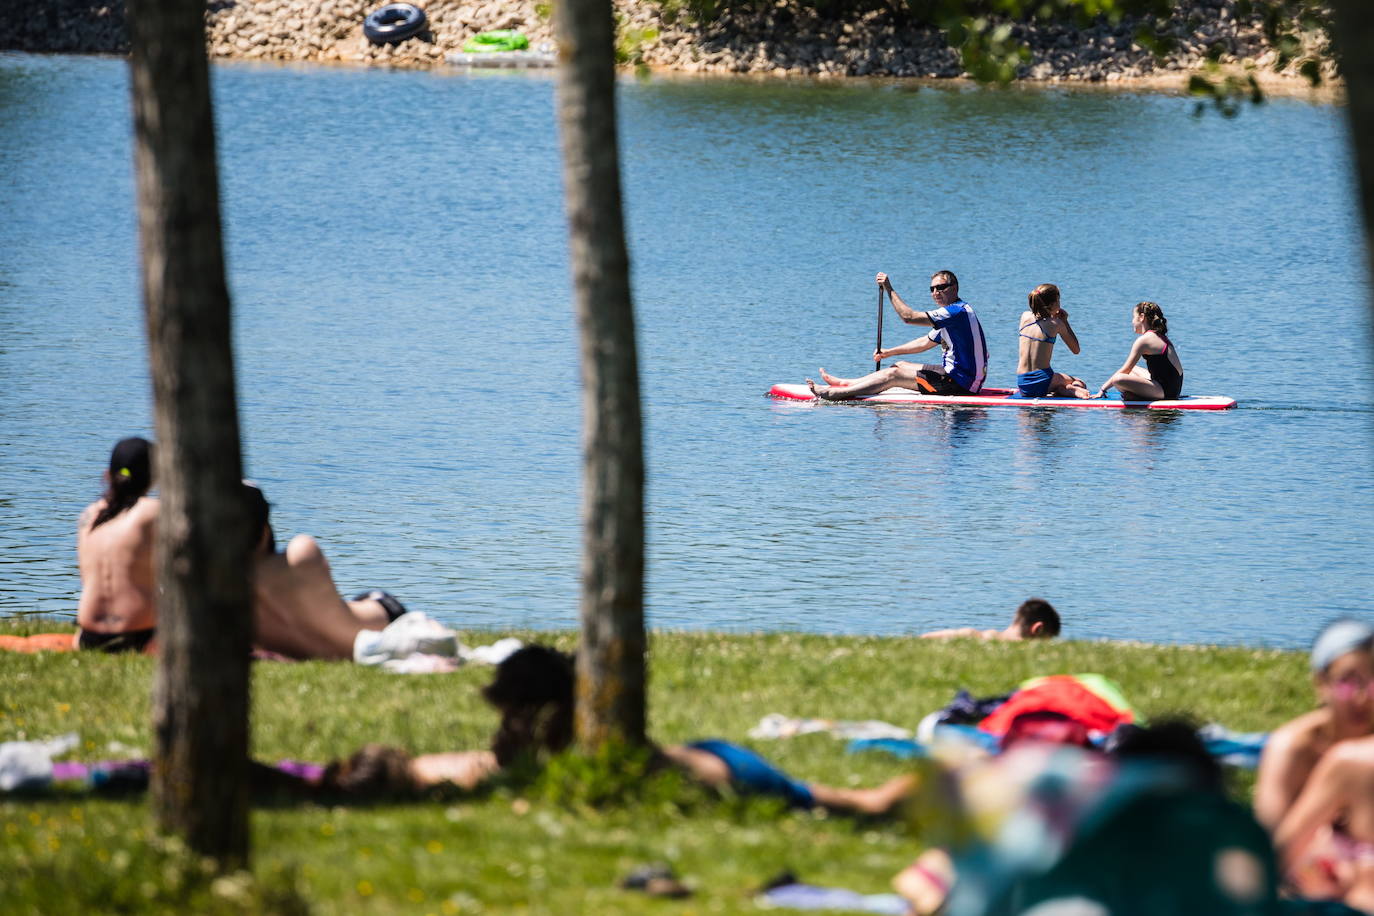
[128,0,254,868]
[555,0,648,748]
[1330,2,1374,300]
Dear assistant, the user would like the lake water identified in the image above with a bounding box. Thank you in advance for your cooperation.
[0,53,1368,647]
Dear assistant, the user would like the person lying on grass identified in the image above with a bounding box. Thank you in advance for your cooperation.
[242,481,439,662]
[920,598,1061,642]
[343,644,918,814]
[35,644,915,813]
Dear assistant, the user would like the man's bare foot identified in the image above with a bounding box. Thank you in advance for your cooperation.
[806,378,835,400]
[819,368,848,386]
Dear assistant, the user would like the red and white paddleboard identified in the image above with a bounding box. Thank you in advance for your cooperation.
[767,383,1237,411]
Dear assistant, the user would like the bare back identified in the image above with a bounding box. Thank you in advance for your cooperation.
[920,626,1005,641]
[1016,310,1059,375]
[251,534,375,660]
[76,497,159,633]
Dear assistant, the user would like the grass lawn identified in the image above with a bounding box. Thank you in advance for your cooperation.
[0,618,1311,914]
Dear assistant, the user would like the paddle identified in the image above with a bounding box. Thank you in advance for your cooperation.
[875,283,884,372]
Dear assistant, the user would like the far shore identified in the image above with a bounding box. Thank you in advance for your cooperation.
[2,0,1337,101]
[629,63,1342,102]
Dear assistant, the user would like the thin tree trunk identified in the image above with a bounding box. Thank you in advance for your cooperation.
[1331,3,1374,302]
[128,0,254,868]
[555,0,647,748]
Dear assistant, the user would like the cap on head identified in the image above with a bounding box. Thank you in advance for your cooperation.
[109,437,152,491]
[1311,618,1374,673]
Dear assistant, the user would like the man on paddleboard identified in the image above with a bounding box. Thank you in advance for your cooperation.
[808,270,988,400]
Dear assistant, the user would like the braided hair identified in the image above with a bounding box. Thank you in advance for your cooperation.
[1135,301,1168,335]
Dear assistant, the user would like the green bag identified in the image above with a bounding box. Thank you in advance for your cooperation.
[461,30,530,53]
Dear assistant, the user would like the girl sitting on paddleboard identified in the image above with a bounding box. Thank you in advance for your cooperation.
[1013,284,1091,399]
[1095,301,1184,401]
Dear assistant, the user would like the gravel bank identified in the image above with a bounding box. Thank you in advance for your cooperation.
[0,0,1331,84]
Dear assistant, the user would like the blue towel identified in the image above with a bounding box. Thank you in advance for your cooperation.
[850,725,1268,769]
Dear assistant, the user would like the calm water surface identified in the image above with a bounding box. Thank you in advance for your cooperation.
[0,54,1368,646]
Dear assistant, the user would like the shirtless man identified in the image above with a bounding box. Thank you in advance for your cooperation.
[1255,619,1374,831]
[920,598,1061,641]
[76,437,159,653]
[1254,620,1374,907]
[808,270,988,400]
[243,482,410,661]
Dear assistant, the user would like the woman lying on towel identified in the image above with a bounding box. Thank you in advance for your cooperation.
[325,645,916,813]
[36,645,915,813]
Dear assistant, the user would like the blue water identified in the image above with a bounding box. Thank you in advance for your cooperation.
[0,53,1368,647]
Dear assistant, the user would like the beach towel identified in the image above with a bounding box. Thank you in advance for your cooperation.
[0,633,78,653]
[748,713,913,741]
[979,674,1135,738]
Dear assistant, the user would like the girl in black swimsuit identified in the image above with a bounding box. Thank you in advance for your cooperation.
[1095,301,1184,401]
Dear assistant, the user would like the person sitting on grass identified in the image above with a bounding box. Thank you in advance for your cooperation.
[1274,728,1374,912]
[920,598,1061,642]
[243,482,434,662]
[76,437,159,653]
[1255,619,1374,831]
[1257,619,1374,906]
[382,644,917,813]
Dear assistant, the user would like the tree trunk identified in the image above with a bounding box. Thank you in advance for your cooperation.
[1331,2,1374,301]
[128,0,254,868]
[555,0,648,748]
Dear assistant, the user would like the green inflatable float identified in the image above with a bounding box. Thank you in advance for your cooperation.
[462,30,530,53]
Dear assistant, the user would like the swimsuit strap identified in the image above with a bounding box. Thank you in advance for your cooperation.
[1019,320,1056,344]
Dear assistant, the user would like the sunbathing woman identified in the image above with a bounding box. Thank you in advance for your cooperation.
[1013,284,1091,399]
[38,645,915,813]
[75,437,160,653]
[1094,301,1184,401]
[399,645,916,814]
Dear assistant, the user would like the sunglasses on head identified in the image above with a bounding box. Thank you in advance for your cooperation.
[930,282,952,292]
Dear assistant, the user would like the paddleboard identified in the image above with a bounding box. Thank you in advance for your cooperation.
[767,383,1236,411]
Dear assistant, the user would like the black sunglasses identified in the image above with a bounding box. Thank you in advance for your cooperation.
[930,282,952,292]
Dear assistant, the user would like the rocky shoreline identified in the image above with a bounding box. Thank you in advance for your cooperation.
[2,0,1332,86]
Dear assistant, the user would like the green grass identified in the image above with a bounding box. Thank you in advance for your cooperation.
[0,618,1311,914]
